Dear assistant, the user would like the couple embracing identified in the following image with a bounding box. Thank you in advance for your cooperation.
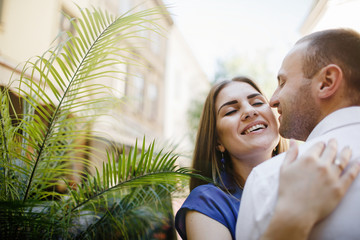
[176,28,360,240]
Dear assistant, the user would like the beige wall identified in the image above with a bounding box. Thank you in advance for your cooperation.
[0,0,59,63]
[301,0,360,35]
[164,25,210,167]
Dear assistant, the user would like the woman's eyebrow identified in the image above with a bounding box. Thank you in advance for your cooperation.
[247,93,261,99]
[217,100,238,114]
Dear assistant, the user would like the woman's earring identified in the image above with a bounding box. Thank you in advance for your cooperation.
[272,146,278,155]
[221,152,225,169]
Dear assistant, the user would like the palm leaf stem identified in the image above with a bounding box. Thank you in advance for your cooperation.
[22,9,118,202]
[66,171,192,216]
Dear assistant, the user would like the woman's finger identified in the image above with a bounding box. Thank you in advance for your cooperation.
[333,146,352,174]
[320,139,338,164]
[282,139,299,167]
[303,141,326,160]
[339,162,360,194]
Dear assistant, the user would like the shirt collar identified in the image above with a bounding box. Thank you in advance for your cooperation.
[307,106,360,141]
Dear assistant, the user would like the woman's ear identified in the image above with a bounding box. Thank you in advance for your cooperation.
[217,143,225,153]
[317,64,343,99]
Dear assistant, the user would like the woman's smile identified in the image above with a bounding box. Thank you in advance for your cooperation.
[215,81,279,160]
[241,121,268,135]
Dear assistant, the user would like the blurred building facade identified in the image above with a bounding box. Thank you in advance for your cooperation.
[301,0,360,35]
[164,25,210,167]
[0,0,209,173]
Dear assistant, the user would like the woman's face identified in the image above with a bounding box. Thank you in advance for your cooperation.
[215,81,279,162]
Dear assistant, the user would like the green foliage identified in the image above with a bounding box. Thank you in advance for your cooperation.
[0,5,209,239]
[187,95,206,144]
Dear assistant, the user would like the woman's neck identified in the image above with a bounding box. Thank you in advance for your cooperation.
[232,150,273,186]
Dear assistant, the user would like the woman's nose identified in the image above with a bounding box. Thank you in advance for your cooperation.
[241,106,258,121]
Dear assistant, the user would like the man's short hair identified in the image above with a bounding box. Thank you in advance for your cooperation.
[297,28,360,101]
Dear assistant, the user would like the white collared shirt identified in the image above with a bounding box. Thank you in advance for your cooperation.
[236,107,360,240]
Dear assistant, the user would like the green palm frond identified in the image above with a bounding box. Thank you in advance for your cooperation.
[0,4,211,239]
[69,139,195,209]
[0,87,24,200]
[63,138,207,239]
[0,199,68,239]
[77,186,175,240]
[5,5,167,202]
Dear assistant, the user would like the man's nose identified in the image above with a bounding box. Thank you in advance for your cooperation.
[270,91,279,108]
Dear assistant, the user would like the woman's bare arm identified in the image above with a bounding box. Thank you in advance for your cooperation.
[186,210,232,240]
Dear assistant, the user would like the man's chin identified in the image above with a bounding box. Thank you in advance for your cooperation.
[279,127,294,140]
[279,127,306,142]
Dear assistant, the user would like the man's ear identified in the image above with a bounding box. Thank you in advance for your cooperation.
[317,64,343,99]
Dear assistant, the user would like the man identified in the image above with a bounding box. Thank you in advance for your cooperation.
[236,28,360,240]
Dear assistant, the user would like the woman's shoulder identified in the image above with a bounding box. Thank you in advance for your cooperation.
[175,183,241,239]
[190,183,222,194]
[181,183,240,214]
[186,183,231,202]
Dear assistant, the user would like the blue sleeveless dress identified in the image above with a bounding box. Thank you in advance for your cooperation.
[175,173,243,239]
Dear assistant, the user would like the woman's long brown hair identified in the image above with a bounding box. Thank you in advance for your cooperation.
[189,76,288,191]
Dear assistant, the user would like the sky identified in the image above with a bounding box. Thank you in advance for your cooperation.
[162,0,314,80]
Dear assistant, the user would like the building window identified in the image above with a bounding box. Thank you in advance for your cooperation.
[124,63,130,97]
[59,8,76,44]
[0,0,4,25]
[147,83,158,120]
[133,74,144,112]
[150,30,162,55]
[112,64,127,99]
[118,0,132,15]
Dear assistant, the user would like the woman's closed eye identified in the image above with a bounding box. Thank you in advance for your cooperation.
[225,109,237,116]
[252,101,264,106]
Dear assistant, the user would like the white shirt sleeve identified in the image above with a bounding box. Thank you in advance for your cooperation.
[235,154,284,240]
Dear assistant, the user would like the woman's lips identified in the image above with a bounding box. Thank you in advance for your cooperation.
[241,122,268,135]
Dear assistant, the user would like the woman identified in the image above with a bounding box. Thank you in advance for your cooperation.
[174,76,357,239]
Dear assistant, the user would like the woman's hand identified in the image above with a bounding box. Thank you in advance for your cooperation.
[261,139,360,240]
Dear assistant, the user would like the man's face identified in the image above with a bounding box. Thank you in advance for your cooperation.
[270,43,320,141]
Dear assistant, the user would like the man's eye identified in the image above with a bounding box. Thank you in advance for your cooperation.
[225,110,237,116]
